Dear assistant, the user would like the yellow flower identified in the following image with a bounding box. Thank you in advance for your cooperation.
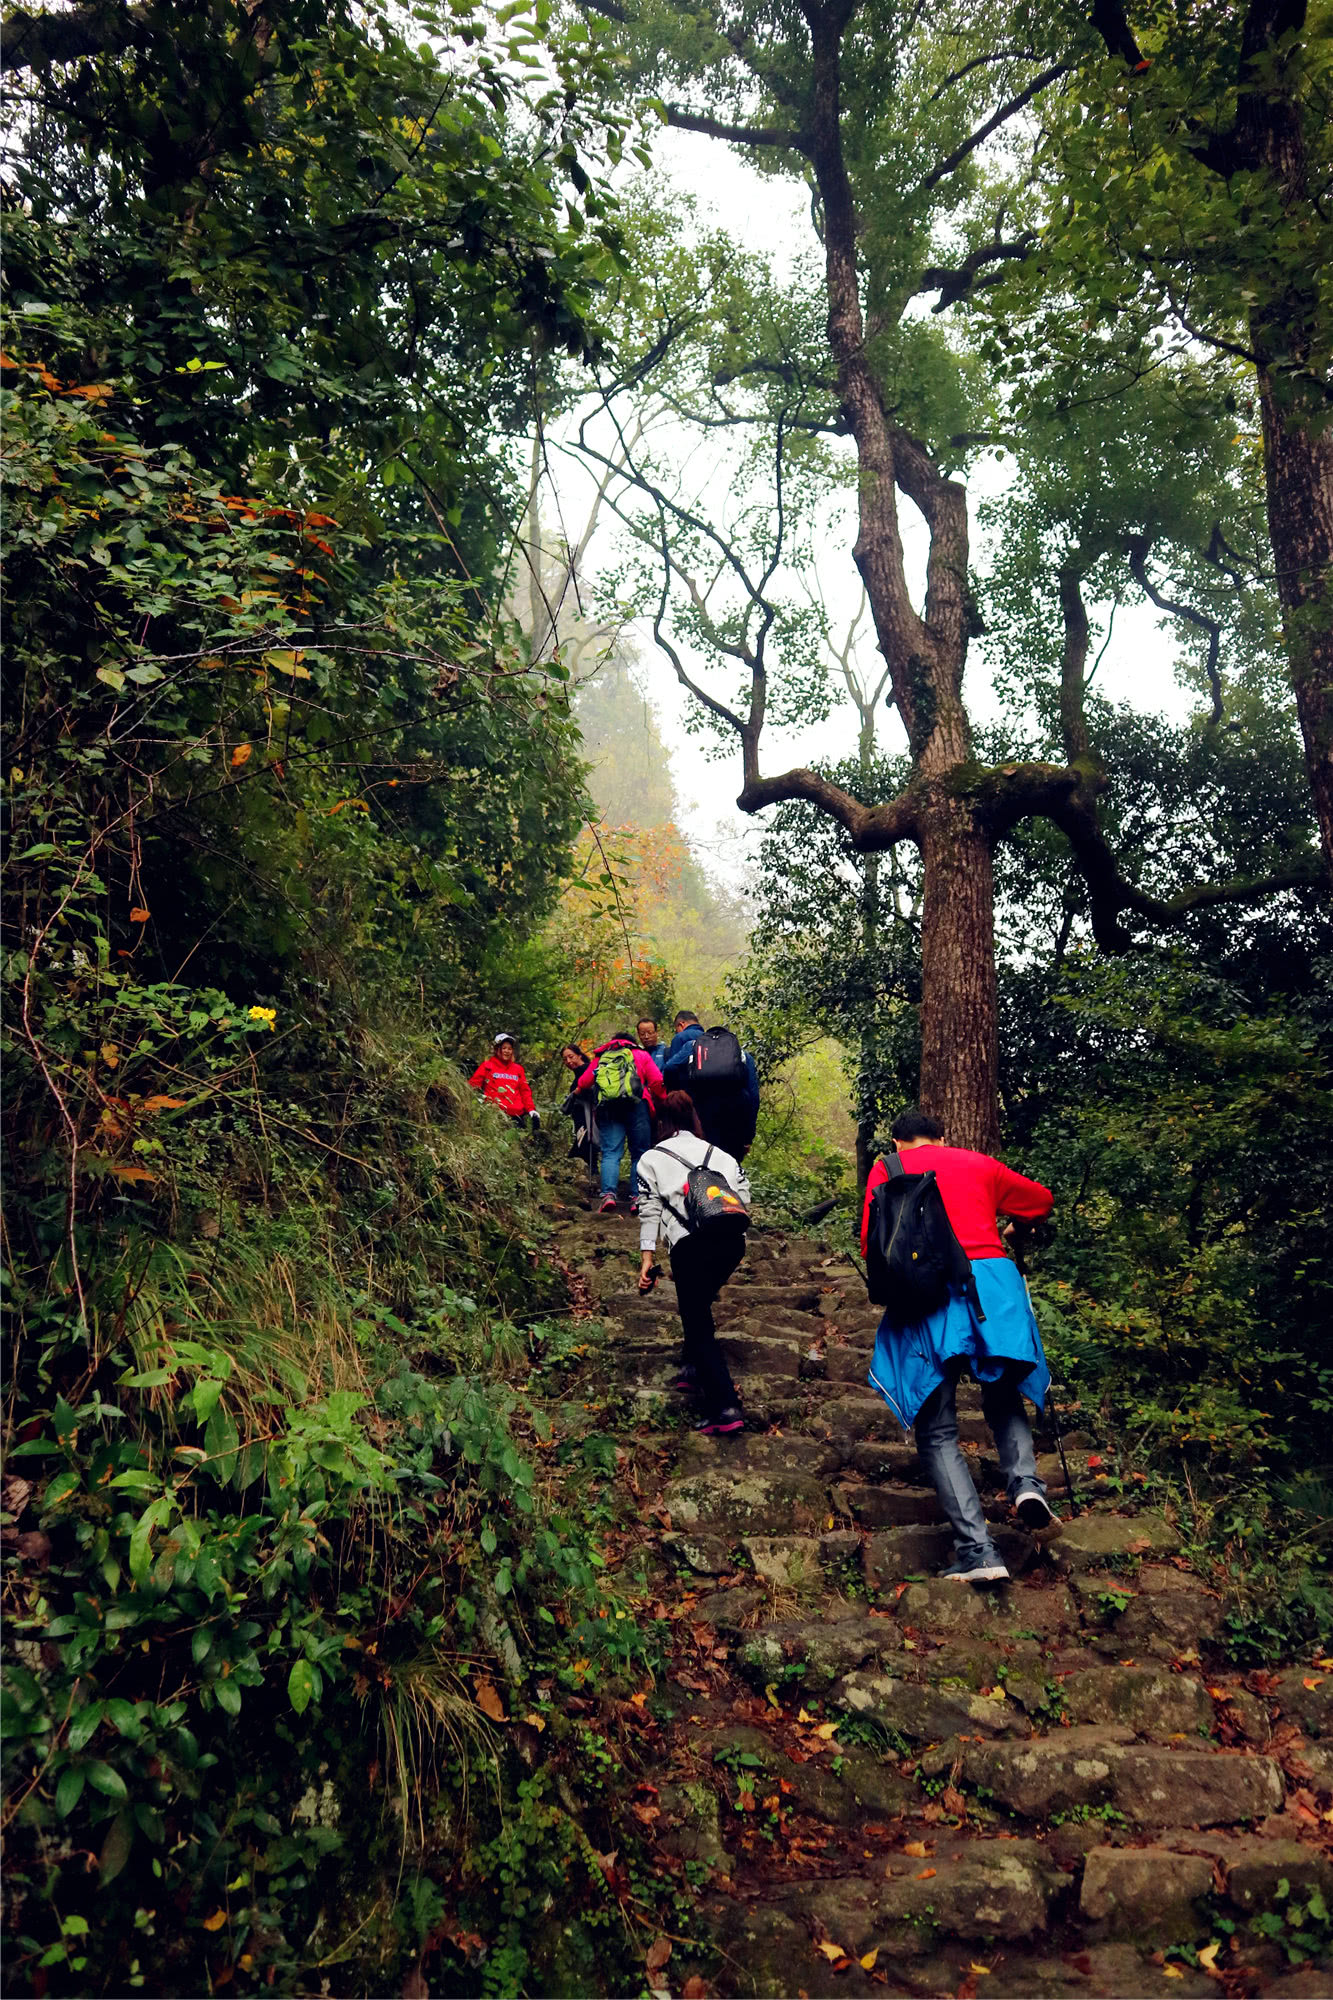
[247,1005,276,1029]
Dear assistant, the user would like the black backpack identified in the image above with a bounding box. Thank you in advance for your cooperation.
[656,1144,750,1235]
[864,1154,982,1324]
[687,1026,747,1091]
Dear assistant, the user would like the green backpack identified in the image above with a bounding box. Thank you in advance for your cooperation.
[596,1046,642,1105]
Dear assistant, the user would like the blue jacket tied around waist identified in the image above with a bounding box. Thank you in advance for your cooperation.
[867,1255,1050,1433]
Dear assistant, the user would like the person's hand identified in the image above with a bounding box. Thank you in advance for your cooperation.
[530,1111,541,1131]
[638,1252,657,1294]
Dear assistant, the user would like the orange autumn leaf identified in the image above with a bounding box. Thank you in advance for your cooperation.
[474,1680,506,1723]
[915,1868,936,1880]
[902,1840,930,1858]
[108,1162,156,1184]
[859,1950,878,1971]
[202,1909,227,1931]
[230,743,252,768]
[129,907,150,922]
[816,1942,847,1963]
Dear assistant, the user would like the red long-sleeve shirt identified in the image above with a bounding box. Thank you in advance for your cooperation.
[469,1056,535,1117]
[860,1143,1053,1262]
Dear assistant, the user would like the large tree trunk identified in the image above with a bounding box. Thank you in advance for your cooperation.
[1255,371,1333,875]
[1231,0,1333,877]
[917,810,1000,1153]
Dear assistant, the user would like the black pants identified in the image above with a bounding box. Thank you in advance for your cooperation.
[670,1230,745,1418]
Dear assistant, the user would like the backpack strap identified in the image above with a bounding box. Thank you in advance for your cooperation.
[652,1144,697,1232]
[883,1153,905,1181]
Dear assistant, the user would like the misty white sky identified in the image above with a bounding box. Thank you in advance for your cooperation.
[547,127,1195,890]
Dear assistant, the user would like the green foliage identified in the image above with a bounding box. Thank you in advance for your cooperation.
[0,6,681,1993]
[1023,955,1333,1654]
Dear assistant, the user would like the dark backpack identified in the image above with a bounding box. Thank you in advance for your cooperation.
[657,1144,750,1236]
[864,1154,982,1324]
[687,1026,747,1092]
[596,1045,642,1105]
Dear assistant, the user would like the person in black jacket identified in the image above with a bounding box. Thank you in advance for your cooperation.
[558,1044,598,1168]
[661,1011,761,1160]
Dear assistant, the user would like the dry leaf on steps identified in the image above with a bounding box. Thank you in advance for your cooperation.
[813,1720,840,1740]
[902,1840,930,1858]
[522,1712,545,1731]
[817,1941,847,1962]
[1197,1942,1220,1972]
[474,1680,506,1722]
[859,1949,878,1971]
[914,1868,937,1880]
[682,1979,709,1999]
[645,1937,672,1975]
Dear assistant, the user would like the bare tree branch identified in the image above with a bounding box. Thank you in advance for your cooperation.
[1126,533,1225,725]
[663,103,809,151]
[918,63,1070,194]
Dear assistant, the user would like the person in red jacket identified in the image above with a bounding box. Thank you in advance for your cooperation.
[469,1033,539,1130]
[860,1108,1056,1585]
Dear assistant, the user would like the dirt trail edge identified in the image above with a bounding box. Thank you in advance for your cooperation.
[546,1168,1332,2000]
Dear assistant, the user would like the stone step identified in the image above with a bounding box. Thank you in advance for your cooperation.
[1057,1663,1215,1737]
[733,1608,905,1686]
[929,1727,1285,1827]
[1070,1566,1226,1655]
[862,1521,1040,1586]
[835,1669,1033,1743]
[776,1837,1064,1952]
[837,1481,942,1528]
[675,1432,844,1478]
[665,1469,832,1536]
[1052,1507,1181,1571]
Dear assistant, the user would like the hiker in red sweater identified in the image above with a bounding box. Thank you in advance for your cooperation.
[469,1033,539,1130]
[860,1108,1056,1585]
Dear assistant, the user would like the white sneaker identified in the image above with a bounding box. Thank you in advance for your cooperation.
[938,1555,1011,1584]
[1015,1488,1058,1532]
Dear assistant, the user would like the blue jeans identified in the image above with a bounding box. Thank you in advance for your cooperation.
[915,1364,1043,1566]
[598,1097,651,1198]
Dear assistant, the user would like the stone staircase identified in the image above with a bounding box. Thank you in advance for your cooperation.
[549,1178,1332,1998]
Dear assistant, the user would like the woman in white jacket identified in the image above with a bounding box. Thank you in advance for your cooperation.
[636,1089,751,1435]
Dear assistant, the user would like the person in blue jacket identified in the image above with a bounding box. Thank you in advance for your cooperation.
[662,1011,760,1161]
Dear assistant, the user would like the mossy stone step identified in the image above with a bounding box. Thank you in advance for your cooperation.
[930,1727,1285,1826]
[834,1669,1033,1743]
[734,1610,903,1685]
[1058,1663,1215,1737]
[779,1836,1063,1952]
[862,1522,1040,1586]
[665,1469,832,1535]
[838,1482,942,1527]
[1054,1508,1181,1571]
[675,1431,843,1477]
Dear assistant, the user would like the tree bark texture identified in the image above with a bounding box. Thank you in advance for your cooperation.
[917,812,1000,1154]
[1256,374,1333,874]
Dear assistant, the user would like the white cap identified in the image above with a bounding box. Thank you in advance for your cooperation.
[493,1031,517,1047]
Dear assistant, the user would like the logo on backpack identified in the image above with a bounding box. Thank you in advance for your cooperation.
[865,1155,982,1324]
[687,1025,746,1090]
[657,1145,750,1235]
[596,1045,642,1105]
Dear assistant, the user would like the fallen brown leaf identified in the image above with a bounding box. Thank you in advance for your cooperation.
[645,1937,672,1976]
[474,1680,506,1723]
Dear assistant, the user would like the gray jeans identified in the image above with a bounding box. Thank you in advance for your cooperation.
[914,1365,1043,1566]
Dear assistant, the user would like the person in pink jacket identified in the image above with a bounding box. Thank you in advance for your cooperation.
[469,1033,538,1129]
[576,1033,665,1214]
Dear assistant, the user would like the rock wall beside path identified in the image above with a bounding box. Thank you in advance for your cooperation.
[547,1177,1333,1999]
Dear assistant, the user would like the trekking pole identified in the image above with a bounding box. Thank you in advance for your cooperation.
[1011,1223,1080,1519]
